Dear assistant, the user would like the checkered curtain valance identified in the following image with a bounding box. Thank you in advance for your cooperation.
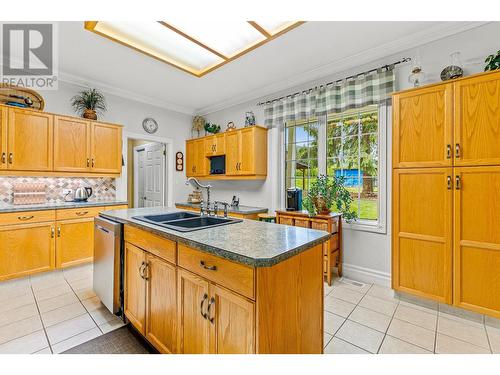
[264,69,395,128]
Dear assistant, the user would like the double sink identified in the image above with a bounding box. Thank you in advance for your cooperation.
[132,211,242,232]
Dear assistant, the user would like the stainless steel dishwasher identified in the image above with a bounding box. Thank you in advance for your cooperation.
[93,216,123,315]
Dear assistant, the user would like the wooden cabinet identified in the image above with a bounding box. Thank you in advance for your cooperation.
[124,242,147,335]
[392,70,500,317]
[392,168,453,303]
[454,73,500,166]
[205,134,225,156]
[177,268,211,354]
[146,254,178,354]
[392,84,453,168]
[453,166,500,318]
[91,122,122,174]
[0,222,55,281]
[0,106,6,170]
[55,217,94,268]
[7,108,53,171]
[186,126,267,179]
[186,139,207,177]
[53,116,91,172]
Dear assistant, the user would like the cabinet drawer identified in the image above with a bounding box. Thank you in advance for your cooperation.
[100,204,128,212]
[56,206,102,220]
[124,225,176,264]
[294,218,311,228]
[178,244,255,300]
[0,210,56,225]
[278,216,294,226]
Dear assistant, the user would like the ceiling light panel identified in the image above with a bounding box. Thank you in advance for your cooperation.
[253,21,297,35]
[94,21,223,72]
[166,21,266,57]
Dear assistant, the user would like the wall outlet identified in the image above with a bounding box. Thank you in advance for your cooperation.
[62,189,73,196]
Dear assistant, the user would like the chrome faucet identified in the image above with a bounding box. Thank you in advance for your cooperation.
[185,177,212,216]
[214,201,230,218]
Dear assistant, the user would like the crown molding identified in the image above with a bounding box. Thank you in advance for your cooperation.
[195,21,490,115]
[58,71,195,115]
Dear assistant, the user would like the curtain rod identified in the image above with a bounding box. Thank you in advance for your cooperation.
[256,57,411,106]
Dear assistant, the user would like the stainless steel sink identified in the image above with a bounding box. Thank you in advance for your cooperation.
[132,212,242,232]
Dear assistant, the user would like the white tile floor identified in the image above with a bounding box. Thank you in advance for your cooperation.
[2,266,499,354]
[324,277,500,354]
[0,264,125,354]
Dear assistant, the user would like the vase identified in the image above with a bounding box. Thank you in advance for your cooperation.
[83,109,97,120]
[313,196,331,215]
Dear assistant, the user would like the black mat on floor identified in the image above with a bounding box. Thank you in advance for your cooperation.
[63,326,156,354]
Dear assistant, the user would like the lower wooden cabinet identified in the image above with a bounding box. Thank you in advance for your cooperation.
[124,242,178,353]
[56,217,94,268]
[0,222,55,281]
[177,268,255,354]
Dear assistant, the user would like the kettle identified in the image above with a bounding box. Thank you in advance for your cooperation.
[73,187,93,202]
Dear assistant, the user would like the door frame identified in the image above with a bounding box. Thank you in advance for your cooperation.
[116,131,173,208]
[133,143,166,207]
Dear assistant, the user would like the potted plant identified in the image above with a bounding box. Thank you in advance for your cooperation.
[303,174,357,221]
[71,88,107,120]
[204,122,221,134]
[484,50,500,71]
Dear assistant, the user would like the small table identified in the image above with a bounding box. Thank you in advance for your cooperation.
[275,210,342,286]
[257,213,276,223]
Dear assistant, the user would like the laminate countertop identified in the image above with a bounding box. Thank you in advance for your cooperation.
[0,200,128,213]
[101,206,330,267]
[175,202,268,215]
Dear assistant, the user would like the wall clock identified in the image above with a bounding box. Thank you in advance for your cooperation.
[176,152,184,171]
[142,117,158,134]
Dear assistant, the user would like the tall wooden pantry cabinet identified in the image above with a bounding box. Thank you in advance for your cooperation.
[392,70,500,318]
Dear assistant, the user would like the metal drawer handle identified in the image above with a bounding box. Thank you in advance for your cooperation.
[86,158,90,167]
[1,152,5,164]
[456,175,461,190]
[447,176,452,190]
[75,211,88,216]
[95,224,109,233]
[200,260,217,271]
[91,158,95,167]
[446,144,451,159]
[455,143,460,158]
[200,293,208,319]
[57,226,61,237]
[139,261,146,279]
[143,262,149,281]
[18,215,34,221]
[51,226,55,238]
[207,297,215,324]
[8,153,13,164]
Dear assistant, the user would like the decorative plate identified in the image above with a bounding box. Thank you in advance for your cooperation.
[0,84,45,110]
[142,117,158,134]
[440,65,463,81]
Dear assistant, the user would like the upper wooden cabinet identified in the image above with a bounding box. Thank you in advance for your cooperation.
[0,105,122,176]
[91,122,122,174]
[393,84,453,168]
[7,108,54,171]
[454,73,500,166]
[54,116,91,172]
[187,126,267,179]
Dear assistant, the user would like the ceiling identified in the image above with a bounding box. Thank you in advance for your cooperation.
[53,21,484,115]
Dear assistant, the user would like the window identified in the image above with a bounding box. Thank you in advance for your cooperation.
[327,106,379,222]
[284,118,319,196]
[281,104,386,231]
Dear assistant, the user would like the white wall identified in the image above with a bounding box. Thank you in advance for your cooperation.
[203,22,500,286]
[41,81,193,204]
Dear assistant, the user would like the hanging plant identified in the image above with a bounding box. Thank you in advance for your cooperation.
[484,50,500,71]
[71,88,107,120]
[303,174,357,222]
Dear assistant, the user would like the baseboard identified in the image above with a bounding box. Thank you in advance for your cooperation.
[342,263,391,287]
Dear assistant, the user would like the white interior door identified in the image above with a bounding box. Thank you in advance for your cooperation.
[137,149,146,208]
[143,143,165,207]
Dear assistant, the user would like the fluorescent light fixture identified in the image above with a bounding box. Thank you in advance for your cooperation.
[85,21,304,77]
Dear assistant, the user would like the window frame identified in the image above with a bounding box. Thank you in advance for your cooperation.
[279,103,388,234]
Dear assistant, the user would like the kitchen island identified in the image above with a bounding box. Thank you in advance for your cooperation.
[101,206,330,354]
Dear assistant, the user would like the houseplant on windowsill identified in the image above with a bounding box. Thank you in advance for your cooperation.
[303,174,357,222]
[71,88,107,120]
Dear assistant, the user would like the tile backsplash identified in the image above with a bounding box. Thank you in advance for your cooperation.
[0,177,116,203]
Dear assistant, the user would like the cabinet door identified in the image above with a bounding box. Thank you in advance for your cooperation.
[225,131,240,175]
[91,122,122,174]
[195,139,208,176]
[124,242,146,334]
[205,136,216,156]
[54,116,91,172]
[454,72,500,166]
[392,168,453,303]
[145,254,177,353]
[294,218,311,228]
[177,269,210,354]
[7,109,53,171]
[56,218,94,268]
[278,216,294,226]
[208,284,255,354]
[0,222,55,281]
[186,140,195,177]
[0,106,6,170]
[453,166,500,318]
[239,128,255,175]
[392,84,453,168]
